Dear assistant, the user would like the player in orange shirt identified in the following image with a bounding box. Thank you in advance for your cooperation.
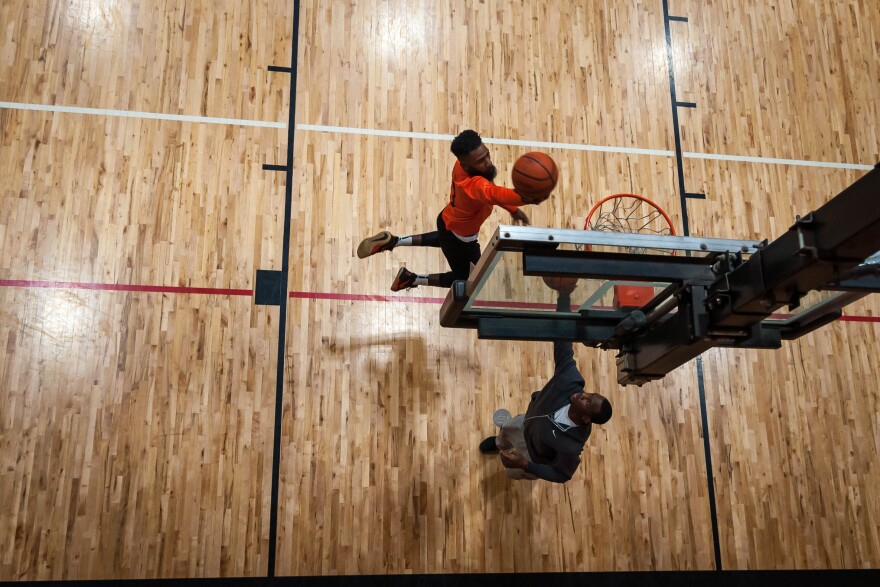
[357,130,551,291]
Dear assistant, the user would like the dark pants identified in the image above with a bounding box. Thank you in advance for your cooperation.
[419,213,482,288]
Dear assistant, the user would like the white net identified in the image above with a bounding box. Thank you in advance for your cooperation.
[584,194,675,255]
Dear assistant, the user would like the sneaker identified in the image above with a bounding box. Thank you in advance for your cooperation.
[357,231,398,259]
[479,436,499,454]
[390,267,417,292]
[493,409,512,428]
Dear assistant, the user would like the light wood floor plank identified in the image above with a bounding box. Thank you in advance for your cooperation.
[0,0,878,580]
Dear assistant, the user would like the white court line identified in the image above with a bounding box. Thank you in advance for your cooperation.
[0,101,287,129]
[297,123,674,158]
[298,123,874,171]
[683,151,873,171]
[1,102,872,171]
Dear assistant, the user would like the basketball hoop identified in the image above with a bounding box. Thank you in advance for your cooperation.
[584,193,676,247]
[583,194,677,309]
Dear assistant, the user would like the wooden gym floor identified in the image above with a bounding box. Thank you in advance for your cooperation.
[0,0,879,580]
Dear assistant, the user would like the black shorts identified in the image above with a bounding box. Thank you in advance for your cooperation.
[436,213,481,288]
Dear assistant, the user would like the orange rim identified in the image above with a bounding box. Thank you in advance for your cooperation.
[584,193,677,235]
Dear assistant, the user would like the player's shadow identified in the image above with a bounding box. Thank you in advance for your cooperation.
[346,334,468,540]
[346,334,444,415]
[345,334,544,552]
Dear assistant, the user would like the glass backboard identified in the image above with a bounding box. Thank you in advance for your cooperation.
[441,225,765,329]
[440,225,874,336]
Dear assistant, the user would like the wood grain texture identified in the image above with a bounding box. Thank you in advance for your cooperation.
[297,0,675,150]
[671,0,879,165]
[0,109,286,287]
[0,288,277,579]
[0,0,878,580]
[702,324,880,568]
[278,296,714,573]
[0,0,292,121]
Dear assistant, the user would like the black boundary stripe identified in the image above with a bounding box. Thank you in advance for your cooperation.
[261,1,727,579]
[3,570,880,586]
[662,0,692,238]
[267,0,301,578]
[697,358,724,569]
[662,0,723,571]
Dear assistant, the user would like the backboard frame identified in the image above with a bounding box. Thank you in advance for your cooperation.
[439,166,880,385]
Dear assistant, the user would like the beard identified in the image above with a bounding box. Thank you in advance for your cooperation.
[474,165,498,182]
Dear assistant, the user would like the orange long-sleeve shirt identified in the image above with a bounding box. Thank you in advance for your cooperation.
[441,161,524,236]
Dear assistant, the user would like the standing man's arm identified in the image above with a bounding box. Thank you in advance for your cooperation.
[524,457,579,483]
[554,292,576,376]
[501,450,579,484]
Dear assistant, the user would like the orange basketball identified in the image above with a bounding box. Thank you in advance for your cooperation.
[542,275,578,294]
[512,152,558,198]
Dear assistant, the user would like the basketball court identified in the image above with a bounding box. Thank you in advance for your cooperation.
[1,0,879,582]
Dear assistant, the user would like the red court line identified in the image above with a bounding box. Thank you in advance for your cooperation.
[840,315,880,323]
[289,291,565,310]
[291,291,592,312]
[3,280,879,323]
[289,290,445,304]
[0,279,252,296]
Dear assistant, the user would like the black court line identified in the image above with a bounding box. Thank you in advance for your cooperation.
[268,65,293,73]
[263,163,288,172]
[3,569,880,587]
[3,570,880,587]
[662,0,693,237]
[663,0,723,571]
[267,0,301,578]
[696,358,723,569]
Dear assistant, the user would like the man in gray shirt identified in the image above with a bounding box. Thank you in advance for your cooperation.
[479,288,613,483]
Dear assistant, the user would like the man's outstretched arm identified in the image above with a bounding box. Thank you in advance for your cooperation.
[553,292,576,375]
[501,450,578,484]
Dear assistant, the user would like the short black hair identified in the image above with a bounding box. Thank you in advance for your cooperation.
[592,395,613,425]
[451,129,483,158]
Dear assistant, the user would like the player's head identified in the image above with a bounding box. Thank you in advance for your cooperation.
[569,391,613,425]
[451,129,497,181]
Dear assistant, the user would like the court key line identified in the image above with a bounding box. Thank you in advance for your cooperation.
[266,0,301,575]
[1,279,877,323]
[298,123,875,171]
[0,101,287,129]
[0,101,872,171]
[0,279,252,296]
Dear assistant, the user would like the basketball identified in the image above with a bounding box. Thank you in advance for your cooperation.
[512,152,558,198]
[542,275,579,294]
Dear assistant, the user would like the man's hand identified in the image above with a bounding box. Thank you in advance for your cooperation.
[510,209,530,226]
[500,449,528,470]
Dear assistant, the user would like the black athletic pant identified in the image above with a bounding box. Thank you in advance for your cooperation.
[418,213,481,288]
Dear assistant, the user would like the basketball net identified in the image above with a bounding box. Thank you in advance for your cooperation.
[583,194,676,309]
